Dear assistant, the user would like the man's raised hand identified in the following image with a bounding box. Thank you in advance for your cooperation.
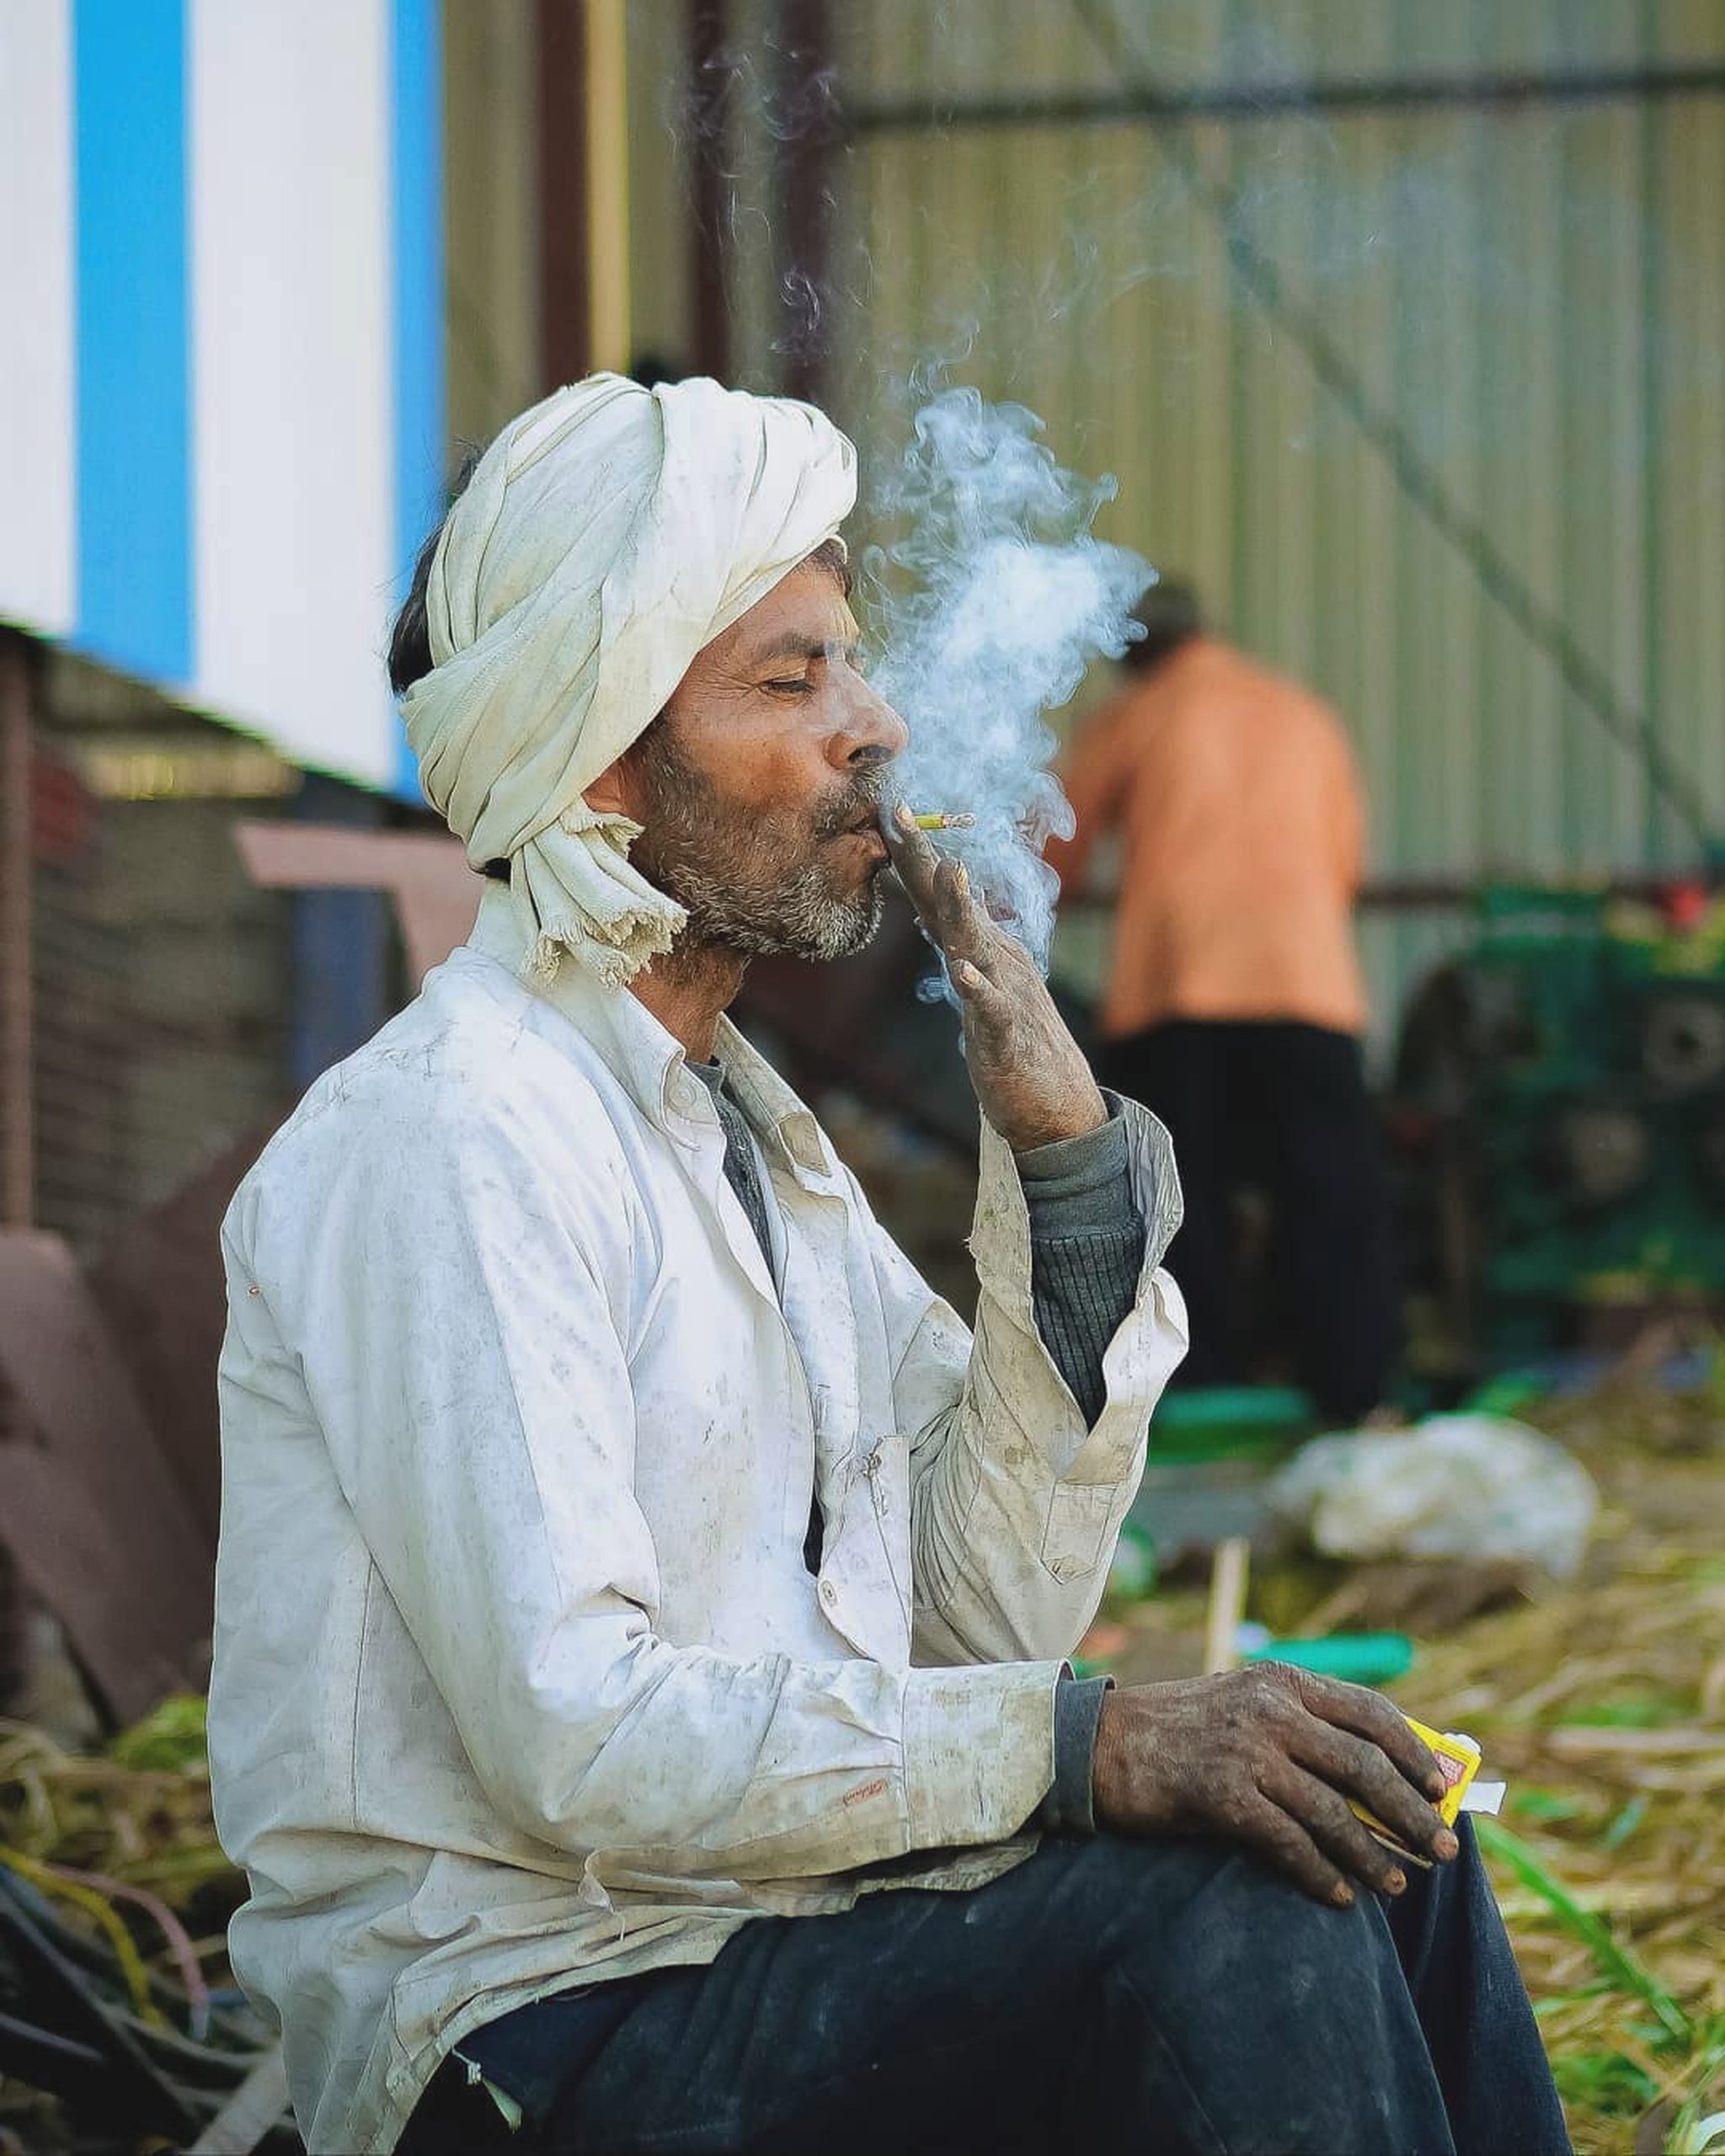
[883,803,1108,1153]
[1092,1664,1461,1906]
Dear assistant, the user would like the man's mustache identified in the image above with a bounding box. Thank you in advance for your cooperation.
[812,772,890,843]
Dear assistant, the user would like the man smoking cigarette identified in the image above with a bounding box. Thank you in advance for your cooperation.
[209,376,1567,2156]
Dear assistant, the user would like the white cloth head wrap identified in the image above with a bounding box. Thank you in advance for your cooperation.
[403,372,857,985]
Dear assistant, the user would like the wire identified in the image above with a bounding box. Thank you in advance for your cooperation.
[1066,0,1713,855]
[0,1847,164,2029]
[38,1862,211,2041]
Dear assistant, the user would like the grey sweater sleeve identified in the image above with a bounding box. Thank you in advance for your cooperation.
[1016,1094,1149,1428]
[1033,1673,1114,1834]
[1016,1101,1156,1829]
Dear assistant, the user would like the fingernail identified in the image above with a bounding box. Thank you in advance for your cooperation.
[1332,1882,1354,1908]
[954,960,977,988]
[893,803,915,830]
[1434,1830,1459,1860]
[1386,1870,1407,1894]
[953,862,969,893]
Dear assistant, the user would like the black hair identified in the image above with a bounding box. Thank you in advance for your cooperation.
[628,351,681,389]
[804,533,852,599]
[1124,578,1204,673]
[387,442,485,698]
[387,446,511,873]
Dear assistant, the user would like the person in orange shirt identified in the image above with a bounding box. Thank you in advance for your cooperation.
[1047,580,1399,1423]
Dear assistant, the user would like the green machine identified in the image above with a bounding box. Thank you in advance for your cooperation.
[1393,882,1725,1367]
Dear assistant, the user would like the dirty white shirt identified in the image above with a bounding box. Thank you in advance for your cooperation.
[210,886,1188,2153]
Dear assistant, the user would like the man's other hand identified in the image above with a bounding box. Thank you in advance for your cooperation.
[884,805,1107,1152]
[1092,1664,1461,1906]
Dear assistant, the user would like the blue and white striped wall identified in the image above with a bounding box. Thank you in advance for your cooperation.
[0,0,443,796]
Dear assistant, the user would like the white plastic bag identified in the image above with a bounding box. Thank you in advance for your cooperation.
[1267,1413,1599,1577]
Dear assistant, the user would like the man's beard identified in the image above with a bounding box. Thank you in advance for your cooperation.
[626,726,889,963]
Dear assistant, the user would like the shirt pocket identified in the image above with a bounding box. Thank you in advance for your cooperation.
[1041,1481,1117,1582]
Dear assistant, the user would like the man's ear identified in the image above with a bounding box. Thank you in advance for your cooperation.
[584,755,634,818]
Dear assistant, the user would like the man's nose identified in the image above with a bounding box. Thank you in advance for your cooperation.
[827,675,910,768]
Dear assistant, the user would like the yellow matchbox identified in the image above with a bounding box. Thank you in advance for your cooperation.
[1351,1716,1487,1864]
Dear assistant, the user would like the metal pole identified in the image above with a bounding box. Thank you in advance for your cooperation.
[686,0,732,382]
[0,630,34,1709]
[775,0,837,407]
[0,632,32,1230]
[536,0,592,387]
[844,61,1725,138]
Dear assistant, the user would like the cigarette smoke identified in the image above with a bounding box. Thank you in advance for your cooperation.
[862,387,1154,982]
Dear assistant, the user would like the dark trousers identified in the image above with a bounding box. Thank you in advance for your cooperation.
[401,1824,1568,2156]
[1096,1018,1401,1423]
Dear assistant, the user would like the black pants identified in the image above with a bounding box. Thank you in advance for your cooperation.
[1096,1019,1401,1423]
[400,1824,1568,2156]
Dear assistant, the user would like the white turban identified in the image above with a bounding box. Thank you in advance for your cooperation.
[402,372,857,985]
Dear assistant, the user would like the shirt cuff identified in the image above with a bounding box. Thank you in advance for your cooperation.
[970,1093,1183,1335]
[1015,1095,1135,1239]
[901,1661,1067,1852]
[1033,1672,1113,1835]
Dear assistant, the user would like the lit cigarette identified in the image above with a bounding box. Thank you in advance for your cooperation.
[912,812,976,830]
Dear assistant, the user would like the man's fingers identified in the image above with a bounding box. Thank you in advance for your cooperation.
[883,808,1039,979]
[1233,1794,1356,1908]
[932,857,995,969]
[951,958,1011,1019]
[885,808,1004,974]
[882,803,945,923]
[1260,1761,1414,1897]
[1290,1669,1449,1803]
[1276,1668,1458,1865]
[1289,1720,1459,1865]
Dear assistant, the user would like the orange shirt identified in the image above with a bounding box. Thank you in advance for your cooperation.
[1047,638,1370,1041]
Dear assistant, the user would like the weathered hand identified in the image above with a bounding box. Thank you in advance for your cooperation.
[884,803,1107,1152]
[1092,1663,1461,1906]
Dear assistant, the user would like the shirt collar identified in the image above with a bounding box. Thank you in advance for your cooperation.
[462,886,841,1188]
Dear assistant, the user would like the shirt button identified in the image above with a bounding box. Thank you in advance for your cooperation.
[819,1579,837,1606]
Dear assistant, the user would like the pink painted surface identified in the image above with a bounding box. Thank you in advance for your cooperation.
[234,822,478,980]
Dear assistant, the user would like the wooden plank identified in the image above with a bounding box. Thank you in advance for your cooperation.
[1203,1537,1252,1677]
[0,1232,213,1722]
[187,2047,291,2156]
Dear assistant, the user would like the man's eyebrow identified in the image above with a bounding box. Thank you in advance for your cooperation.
[750,631,862,667]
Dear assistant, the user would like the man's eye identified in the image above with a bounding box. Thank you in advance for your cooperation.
[766,677,816,696]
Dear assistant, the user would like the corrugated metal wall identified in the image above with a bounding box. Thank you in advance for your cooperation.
[686,0,1725,1047]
